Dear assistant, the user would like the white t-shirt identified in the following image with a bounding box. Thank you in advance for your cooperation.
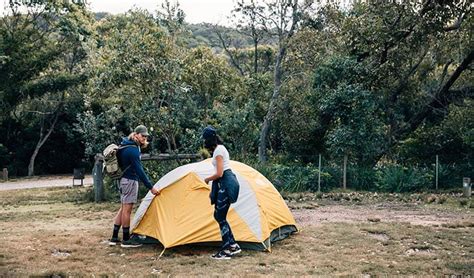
[212,145,231,171]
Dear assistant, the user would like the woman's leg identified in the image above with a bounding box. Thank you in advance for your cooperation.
[213,187,236,250]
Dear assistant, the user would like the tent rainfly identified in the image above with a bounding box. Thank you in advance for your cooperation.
[131,159,298,252]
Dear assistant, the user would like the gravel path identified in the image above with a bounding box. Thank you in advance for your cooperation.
[0,175,93,191]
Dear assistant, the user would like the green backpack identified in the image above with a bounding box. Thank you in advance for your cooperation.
[102,144,136,179]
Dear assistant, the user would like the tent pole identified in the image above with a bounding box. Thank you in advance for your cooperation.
[158,248,166,258]
[261,242,271,252]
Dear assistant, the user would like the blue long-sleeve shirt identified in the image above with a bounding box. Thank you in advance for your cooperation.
[117,138,153,189]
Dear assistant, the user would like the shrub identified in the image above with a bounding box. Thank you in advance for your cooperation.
[272,164,319,192]
[347,166,378,191]
[375,165,432,193]
[251,162,335,192]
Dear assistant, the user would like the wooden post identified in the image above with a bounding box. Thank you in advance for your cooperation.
[2,168,7,181]
[318,154,321,193]
[435,155,439,191]
[463,177,471,197]
[343,155,347,190]
[93,154,104,202]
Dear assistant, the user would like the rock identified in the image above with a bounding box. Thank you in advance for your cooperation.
[426,195,436,203]
[368,217,381,222]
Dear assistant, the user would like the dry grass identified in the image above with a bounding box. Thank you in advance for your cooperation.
[0,187,473,276]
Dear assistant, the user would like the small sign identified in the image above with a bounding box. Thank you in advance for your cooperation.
[463,177,471,186]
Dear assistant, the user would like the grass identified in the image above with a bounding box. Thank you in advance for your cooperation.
[0,187,473,276]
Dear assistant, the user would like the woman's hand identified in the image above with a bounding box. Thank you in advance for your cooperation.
[204,177,211,184]
[150,187,160,195]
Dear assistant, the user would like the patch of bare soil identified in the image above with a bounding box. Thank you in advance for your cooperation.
[285,192,473,227]
[292,204,473,227]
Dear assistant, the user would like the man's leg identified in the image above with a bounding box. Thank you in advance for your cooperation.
[114,206,123,225]
[110,179,124,244]
[121,203,134,241]
[119,179,141,248]
[109,206,123,245]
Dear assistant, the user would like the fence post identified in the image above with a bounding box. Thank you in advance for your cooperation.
[2,168,7,181]
[318,154,321,193]
[343,154,347,190]
[435,155,439,191]
[463,177,471,197]
[93,154,104,202]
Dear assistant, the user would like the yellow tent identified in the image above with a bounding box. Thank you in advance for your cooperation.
[131,159,297,251]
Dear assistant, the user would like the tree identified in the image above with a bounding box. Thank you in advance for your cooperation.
[0,1,92,176]
[78,10,181,155]
[345,1,473,162]
[231,0,267,75]
[307,1,473,166]
[268,1,472,168]
[233,0,314,162]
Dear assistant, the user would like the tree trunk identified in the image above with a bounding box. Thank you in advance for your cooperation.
[27,111,60,176]
[28,146,41,177]
[258,46,285,162]
[253,34,258,74]
[165,134,173,153]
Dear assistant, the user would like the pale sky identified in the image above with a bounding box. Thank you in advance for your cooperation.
[90,0,237,25]
[0,0,237,25]
[89,0,236,25]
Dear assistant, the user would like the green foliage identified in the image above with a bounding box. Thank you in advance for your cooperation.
[185,23,256,51]
[73,109,125,157]
[0,143,8,169]
[347,166,378,191]
[0,1,93,175]
[395,100,473,184]
[376,165,432,193]
[272,164,318,192]
[215,100,260,156]
[311,56,385,163]
[0,0,471,192]
[249,161,336,193]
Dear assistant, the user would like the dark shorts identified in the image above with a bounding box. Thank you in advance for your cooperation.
[119,178,138,204]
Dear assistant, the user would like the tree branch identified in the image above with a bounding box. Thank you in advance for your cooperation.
[213,25,245,76]
[438,50,474,96]
[389,49,429,105]
[403,50,474,135]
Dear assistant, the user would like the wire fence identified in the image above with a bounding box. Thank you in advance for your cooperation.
[246,155,473,193]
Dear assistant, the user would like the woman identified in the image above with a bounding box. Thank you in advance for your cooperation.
[202,126,241,260]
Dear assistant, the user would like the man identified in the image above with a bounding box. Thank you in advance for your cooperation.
[109,125,159,248]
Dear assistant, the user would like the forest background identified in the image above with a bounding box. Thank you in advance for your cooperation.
[0,0,472,193]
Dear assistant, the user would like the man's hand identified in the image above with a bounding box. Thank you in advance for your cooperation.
[150,187,160,195]
[204,177,211,184]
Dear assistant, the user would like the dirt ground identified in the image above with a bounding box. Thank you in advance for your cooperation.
[0,175,93,191]
[0,187,473,276]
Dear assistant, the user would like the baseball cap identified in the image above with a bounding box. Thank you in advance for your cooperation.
[134,125,150,137]
[202,126,217,140]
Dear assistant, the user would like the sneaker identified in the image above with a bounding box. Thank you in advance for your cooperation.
[108,237,121,246]
[121,239,142,248]
[228,244,241,255]
[210,250,232,260]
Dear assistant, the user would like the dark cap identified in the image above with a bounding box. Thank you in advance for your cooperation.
[134,125,150,136]
[202,126,216,140]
